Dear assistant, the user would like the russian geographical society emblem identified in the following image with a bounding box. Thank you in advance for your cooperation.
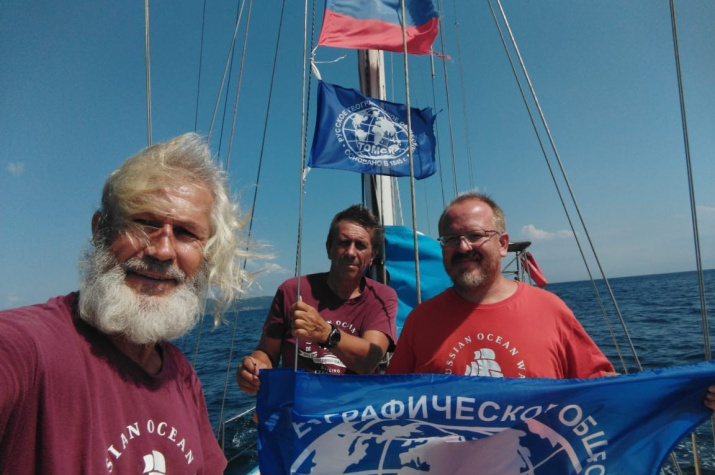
[335,101,416,166]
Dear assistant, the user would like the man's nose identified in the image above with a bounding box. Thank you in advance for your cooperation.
[146,224,177,261]
[456,235,473,252]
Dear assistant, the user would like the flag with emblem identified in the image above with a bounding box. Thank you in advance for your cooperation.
[256,361,715,474]
[309,81,436,179]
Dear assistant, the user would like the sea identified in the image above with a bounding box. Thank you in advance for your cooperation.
[175,269,715,474]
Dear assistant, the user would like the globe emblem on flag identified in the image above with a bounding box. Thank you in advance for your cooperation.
[340,104,413,160]
[291,418,587,474]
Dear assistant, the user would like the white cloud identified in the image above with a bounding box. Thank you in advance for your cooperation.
[697,205,715,214]
[520,224,574,240]
[6,162,25,177]
[262,263,290,275]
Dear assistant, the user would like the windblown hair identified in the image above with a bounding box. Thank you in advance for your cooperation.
[326,204,384,252]
[438,191,507,234]
[93,133,252,323]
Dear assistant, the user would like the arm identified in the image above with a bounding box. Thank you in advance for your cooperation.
[291,300,390,374]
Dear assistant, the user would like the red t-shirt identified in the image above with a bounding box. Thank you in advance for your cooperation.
[387,283,614,379]
[0,293,226,474]
[263,273,398,374]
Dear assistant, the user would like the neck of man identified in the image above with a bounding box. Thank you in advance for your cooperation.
[326,272,364,300]
[453,275,518,305]
[108,334,164,375]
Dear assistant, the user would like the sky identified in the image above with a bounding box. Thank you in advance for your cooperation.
[1,0,713,310]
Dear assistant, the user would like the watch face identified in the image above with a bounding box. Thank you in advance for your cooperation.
[320,324,340,349]
[328,326,341,347]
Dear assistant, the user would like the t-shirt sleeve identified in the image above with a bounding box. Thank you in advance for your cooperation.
[263,285,289,340]
[562,312,615,378]
[385,308,417,374]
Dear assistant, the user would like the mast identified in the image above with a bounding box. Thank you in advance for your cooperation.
[358,49,396,227]
[358,49,395,284]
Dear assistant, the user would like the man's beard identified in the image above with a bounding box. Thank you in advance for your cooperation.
[77,242,208,344]
[447,251,501,293]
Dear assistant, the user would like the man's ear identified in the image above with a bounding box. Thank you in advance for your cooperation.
[499,231,510,257]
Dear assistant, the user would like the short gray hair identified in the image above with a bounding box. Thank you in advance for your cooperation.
[438,192,506,234]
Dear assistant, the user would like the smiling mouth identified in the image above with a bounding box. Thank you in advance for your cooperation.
[130,270,178,283]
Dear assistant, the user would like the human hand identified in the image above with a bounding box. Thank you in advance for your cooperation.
[704,386,715,411]
[291,300,331,344]
[236,356,265,395]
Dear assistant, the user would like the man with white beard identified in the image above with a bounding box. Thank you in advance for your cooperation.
[0,133,251,474]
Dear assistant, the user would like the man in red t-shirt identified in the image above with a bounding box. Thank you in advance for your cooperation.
[387,192,615,379]
[0,133,252,474]
[237,205,398,394]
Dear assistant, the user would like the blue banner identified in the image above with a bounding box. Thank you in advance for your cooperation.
[384,225,451,333]
[308,82,436,179]
[257,362,715,474]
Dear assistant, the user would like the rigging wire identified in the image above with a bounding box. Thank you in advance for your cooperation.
[398,0,422,304]
[493,0,642,373]
[190,0,249,374]
[435,0,459,197]
[451,0,476,190]
[226,0,254,169]
[668,0,714,456]
[215,0,255,445]
[485,0,629,374]
[193,0,208,132]
[144,0,152,146]
[206,1,247,142]
[293,0,316,370]
[429,53,447,208]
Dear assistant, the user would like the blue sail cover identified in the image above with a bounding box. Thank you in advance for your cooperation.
[257,362,715,474]
[384,225,451,333]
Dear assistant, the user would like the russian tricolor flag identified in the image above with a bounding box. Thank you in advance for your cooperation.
[317,0,439,55]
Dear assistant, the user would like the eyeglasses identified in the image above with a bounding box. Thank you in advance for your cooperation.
[438,230,500,248]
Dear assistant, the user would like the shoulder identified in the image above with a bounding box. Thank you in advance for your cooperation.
[408,288,456,317]
[0,293,77,339]
[518,283,570,308]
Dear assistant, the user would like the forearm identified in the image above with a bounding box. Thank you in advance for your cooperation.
[329,329,388,374]
[249,349,275,370]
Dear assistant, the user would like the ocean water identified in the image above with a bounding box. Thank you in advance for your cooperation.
[178,269,715,474]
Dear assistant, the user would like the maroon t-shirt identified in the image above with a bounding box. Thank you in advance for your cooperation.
[0,293,226,474]
[263,273,398,374]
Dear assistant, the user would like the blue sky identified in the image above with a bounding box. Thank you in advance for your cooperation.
[1,0,713,310]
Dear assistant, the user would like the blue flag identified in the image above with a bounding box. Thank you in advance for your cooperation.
[309,81,437,179]
[257,361,715,474]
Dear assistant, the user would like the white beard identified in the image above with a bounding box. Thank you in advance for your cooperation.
[77,242,208,344]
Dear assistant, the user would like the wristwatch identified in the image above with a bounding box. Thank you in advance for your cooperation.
[319,323,341,349]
